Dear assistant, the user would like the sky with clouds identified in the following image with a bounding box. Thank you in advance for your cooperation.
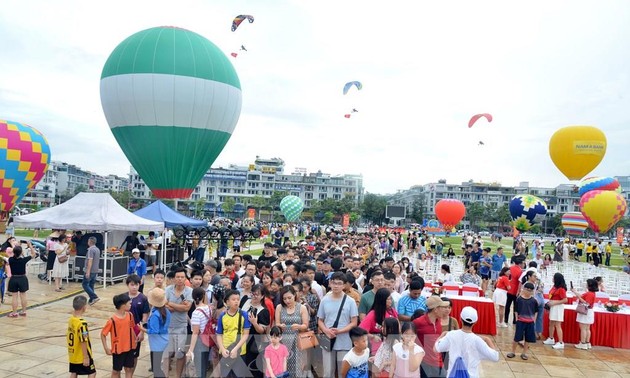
[2,0,630,194]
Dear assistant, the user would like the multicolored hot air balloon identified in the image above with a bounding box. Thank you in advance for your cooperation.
[549,126,607,181]
[434,199,466,230]
[280,195,304,222]
[468,113,492,128]
[509,195,548,232]
[343,81,362,95]
[232,15,254,32]
[578,176,621,197]
[580,190,627,234]
[561,212,589,236]
[0,120,51,214]
[100,27,242,199]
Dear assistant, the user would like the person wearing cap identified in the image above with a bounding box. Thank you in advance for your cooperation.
[127,248,147,293]
[435,306,499,377]
[507,282,538,360]
[413,296,450,378]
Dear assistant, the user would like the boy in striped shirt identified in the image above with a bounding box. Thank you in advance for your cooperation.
[507,282,538,360]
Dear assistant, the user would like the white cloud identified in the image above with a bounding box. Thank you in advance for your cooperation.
[1,0,630,194]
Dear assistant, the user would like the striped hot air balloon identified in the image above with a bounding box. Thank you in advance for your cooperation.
[561,212,589,235]
[100,26,242,199]
[0,120,51,214]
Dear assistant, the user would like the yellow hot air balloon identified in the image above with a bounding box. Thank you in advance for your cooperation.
[549,126,607,180]
[580,190,627,234]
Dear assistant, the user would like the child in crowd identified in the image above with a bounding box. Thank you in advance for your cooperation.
[373,317,401,378]
[391,322,424,378]
[101,293,138,378]
[152,269,166,291]
[126,274,150,376]
[67,295,96,378]
[264,326,289,378]
[141,288,171,378]
[493,267,511,328]
[341,327,370,378]
[507,282,538,360]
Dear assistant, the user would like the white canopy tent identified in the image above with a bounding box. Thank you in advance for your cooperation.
[13,192,163,287]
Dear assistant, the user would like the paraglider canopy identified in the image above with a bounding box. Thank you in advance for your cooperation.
[232,15,254,32]
[468,113,492,128]
[343,81,362,95]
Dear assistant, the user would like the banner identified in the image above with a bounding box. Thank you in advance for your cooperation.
[342,213,350,230]
[617,227,624,245]
[247,208,256,219]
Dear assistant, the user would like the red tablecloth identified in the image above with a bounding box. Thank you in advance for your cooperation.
[543,305,630,349]
[431,284,484,297]
[449,296,496,335]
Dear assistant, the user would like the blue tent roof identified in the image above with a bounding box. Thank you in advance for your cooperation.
[133,200,208,228]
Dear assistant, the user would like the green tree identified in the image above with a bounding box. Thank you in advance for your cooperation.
[410,196,425,223]
[221,197,236,217]
[530,224,542,234]
[74,185,87,195]
[323,211,335,224]
[349,212,360,225]
[546,214,563,235]
[194,198,206,218]
[466,202,485,231]
[109,190,132,209]
[361,193,388,224]
[496,204,512,232]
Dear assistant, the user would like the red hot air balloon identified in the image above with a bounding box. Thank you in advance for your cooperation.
[435,199,466,230]
[468,113,492,128]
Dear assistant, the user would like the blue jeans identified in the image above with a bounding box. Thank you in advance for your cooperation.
[193,247,205,263]
[535,293,545,333]
[82,273,98,301]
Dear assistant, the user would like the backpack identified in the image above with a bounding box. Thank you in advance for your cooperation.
[199,307,216,348]
[448,356,470,378]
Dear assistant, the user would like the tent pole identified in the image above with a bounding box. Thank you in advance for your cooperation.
[103,231,108,289]
[162,227,166,270]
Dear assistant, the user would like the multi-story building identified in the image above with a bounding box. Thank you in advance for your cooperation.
[128,156,364,215]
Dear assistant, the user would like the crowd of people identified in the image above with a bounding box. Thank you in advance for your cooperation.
[0,226,619,378]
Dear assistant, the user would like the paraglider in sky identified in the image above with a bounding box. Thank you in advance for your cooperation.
[434,199,466,231]
[230,52,238,58]
[280,195,304,222]
[578,176,620,197]
[509,195,548,232]
[0,120,51,215]
[561,212,589,236]
[232,15,254,32]
[352,109,358,113]
[344,114,351,118]
[580,190,627,233]
[240,45,247,51]
[478,141,484,146]
[100,26,242,199]
[343,81,362,95]
[468,113,492,128]
[549,126,607,181]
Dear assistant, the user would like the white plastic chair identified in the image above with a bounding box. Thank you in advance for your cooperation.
[442,283,459,297]
[595,291,610,300]
[461,283,480,297]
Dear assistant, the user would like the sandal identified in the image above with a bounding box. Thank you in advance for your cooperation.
[18,312,26,317]
[521,354,529,360]
[55,289,62,292]
[8,312,18,318]
[507,353,516,358]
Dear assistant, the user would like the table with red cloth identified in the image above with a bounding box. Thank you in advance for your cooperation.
[542,304,630,349]
[448,295,497,335]
[428,283,484,297]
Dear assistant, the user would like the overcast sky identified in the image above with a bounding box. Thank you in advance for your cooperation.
[2,0,630,194]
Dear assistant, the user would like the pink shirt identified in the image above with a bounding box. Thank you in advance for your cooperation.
[359,308,399,355]
[264,343,288,377]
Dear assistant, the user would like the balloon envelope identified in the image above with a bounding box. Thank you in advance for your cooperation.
[100,26,242,199]
[580,190,627,234]
[578,176,620,197]
[434,199,466,230]
[0,120,51,213]
[280,195,304,222]
[509,195,548,232]
[549,126,606,181]
[561,212,589,236]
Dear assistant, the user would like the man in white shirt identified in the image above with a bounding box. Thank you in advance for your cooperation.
[435,306,500,378]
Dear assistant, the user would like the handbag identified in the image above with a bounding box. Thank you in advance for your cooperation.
[57,254,68,263]
[297,330,319,350]
[317,294,347,352]
[576,301,589,315]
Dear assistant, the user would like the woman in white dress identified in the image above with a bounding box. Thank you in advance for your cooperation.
[52,233,69,292]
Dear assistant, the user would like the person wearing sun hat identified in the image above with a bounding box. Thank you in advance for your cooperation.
[140,288,171,377]
[436,306,500,378]
[413,295,450,377]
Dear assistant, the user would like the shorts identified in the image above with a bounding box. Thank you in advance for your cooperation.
[493,288,507,306]
[166,328,189,359]
[8,275,29,293]
[481,273,490,280]
[132,341,142,358]
[549,304,565,322]
[514,321,536,343]
[491,270,500,281]
[146,255,155,266]
[112,350,135,371]
[233,245,241,252]
[46,251,56,271]
[69,359,96,375]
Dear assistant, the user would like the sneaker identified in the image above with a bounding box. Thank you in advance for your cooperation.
[575,343,588,350]
[552,342,565,349]
[586,343,592,349]
[89,297,100,306]
[543,338,556,345]
[500,323,509,328]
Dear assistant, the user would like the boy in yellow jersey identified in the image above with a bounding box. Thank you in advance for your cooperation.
[67,295,96,377]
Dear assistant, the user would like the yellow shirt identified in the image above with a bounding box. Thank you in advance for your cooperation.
[577,242,584,250]
[67,315,93,364]
[605,244,612,254]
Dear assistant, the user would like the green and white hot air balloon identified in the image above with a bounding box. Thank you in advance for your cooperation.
[100,26,242,199]
[280,195,304,222]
